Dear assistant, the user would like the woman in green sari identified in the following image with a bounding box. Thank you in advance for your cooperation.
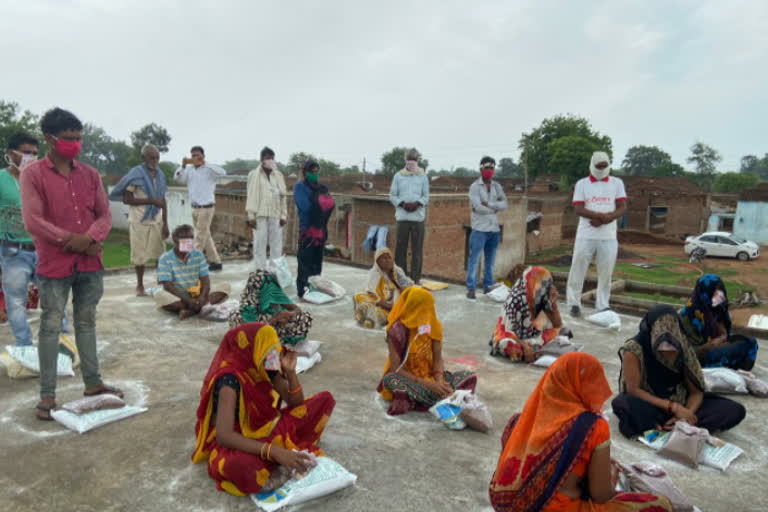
[229,270,313,346]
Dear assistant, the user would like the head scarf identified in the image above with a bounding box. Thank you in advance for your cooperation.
[621,305,704,399]
[234,270,293,324]
[400,148,425,176]
[489,353,612,510]
[497,267,560,345]
[367,247,413,300]
[386,286,442,341]
[589,151,611,180]
[680,274,731,344]
[193,323,283,463]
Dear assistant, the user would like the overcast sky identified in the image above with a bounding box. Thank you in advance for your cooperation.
[3,0,766,172]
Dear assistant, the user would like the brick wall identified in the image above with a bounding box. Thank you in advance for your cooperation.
[527,197,566,255]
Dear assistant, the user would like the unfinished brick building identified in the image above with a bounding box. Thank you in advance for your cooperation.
[210,174,528,283]
[621,177,710,237]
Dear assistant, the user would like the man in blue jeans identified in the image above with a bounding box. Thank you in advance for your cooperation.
[466,156,507,299]
[20,108,121,420]
[1,132,68,349]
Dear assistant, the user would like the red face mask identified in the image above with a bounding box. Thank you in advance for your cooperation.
[481,168,495,180]
[53,137,82,160]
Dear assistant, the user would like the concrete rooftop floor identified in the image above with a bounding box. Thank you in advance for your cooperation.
[1,259,766,512]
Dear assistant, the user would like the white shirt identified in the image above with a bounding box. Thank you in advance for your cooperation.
[572,175,627,240]
[468,178,507,232]
[174,163,227,206]
[245,165,287,220]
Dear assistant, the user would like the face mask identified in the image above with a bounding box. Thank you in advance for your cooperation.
[262,159,276,171]
[263,349,281,371]
[306,172,319,184]
[51,136,82,160]
[712,289,726,308]
[589,151,611,180]
[481,168,495,180]
[5,152,36,172]
[179,238,194,252]
[417,323,431,336]
[405,160,419,172]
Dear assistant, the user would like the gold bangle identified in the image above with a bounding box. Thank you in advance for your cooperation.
[260,443,267,460]
[266,443,272,461]
[288,384,303,395]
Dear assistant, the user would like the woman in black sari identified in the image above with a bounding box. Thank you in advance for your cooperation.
[292,160,335,298]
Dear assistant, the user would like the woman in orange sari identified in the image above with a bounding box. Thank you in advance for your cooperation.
[489,352,672,512]
[192,322,335,496]
[377,287,476,415]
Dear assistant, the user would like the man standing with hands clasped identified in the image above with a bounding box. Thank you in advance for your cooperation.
[174,146,226,271]
[21,107,123,420]
[246,146,287,271]
[566,151,627,316]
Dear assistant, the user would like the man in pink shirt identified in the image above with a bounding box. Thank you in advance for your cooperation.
[20,107,123,420]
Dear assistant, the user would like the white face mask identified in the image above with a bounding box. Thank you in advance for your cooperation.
[179,238,194,252]
[589,152,611,180]
[4,152,36,172]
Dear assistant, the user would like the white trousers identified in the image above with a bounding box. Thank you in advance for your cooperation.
[252,217,283,270]
[566,238,618,311]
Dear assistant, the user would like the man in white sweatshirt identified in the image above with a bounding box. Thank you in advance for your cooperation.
[566,151,627,316]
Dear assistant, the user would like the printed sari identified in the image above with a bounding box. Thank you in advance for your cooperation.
[491,267,561,361]
[192,323,335,496]
[489,352,672,512]
[377,287,475,414]
[229,270,313,346]
[354,247,413,328]
[679,274,757,370]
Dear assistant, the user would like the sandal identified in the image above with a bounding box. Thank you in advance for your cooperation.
[36,401,57,421]
[84,384,124,399]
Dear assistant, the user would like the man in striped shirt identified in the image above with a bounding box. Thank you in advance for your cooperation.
[154,224,230,319]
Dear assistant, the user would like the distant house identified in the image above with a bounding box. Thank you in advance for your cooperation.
[621,177,709,238]
[734,183,768,245]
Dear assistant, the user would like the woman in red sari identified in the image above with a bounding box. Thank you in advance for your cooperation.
[489,352,672,511]
[192,322,335,496]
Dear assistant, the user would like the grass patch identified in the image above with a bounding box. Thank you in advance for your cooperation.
[101,229,166,269]
[621,291,687,305]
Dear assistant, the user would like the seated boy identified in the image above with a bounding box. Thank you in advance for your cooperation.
[155,224,230,319]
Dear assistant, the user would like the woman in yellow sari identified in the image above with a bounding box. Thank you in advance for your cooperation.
[192,322,335,496]
[354,247,413,328]
[377,287,476,415]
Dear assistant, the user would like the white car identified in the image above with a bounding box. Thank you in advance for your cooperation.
[684,232,761,261]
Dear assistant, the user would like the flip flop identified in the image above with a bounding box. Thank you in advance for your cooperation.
[84,384,124,399]
[36,401,57,421]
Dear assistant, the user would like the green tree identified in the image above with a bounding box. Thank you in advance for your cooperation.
[497,157,522,177]
[0,100,43,155]
[621,145,672,176]
[687,142,721,175]
[222,158,261,172]
[380,147,429,176]
[158,161,177,183]
[519,114,612,180]
[453,167,477,177]
[78,123,135,175]
[712,172,759,194]
[546,135,602,187]
[130,123,171,153]
[650,162,686,177]
[740,154,768,180]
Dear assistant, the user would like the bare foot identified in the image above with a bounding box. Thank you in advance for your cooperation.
[136,286,147,297]
[84,384,124,399]
[179,308,196,320]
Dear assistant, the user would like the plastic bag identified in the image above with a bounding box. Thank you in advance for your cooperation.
[486,285,510,303]
[272,256,294,290]
[295,353,322,374]
[5,344,74,377]
[199,300,240,322]
[657,421,709,468]
[293,340,321,358]
[308,276,345,299]
[736,370,768,398]
[429,389,473,430]
[703,368,748,394]
[250,456,357,511]
[62,394,125,415]
[51,405,148,434]
[302,290,337,304]
[616,461,695,512]
[459,394,493,433]
[0,351,38,379]
[585,310,621,330]
[539,336,584,357]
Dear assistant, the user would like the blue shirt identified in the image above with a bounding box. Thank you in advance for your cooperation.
[389,171,430,222]
[157,249,209,290]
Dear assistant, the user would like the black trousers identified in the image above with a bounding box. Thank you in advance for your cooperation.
[611,392,746,438]
[395,220,425,282]
[296,244,323,297]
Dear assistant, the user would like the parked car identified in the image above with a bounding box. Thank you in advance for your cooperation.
[684,231,761,261]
